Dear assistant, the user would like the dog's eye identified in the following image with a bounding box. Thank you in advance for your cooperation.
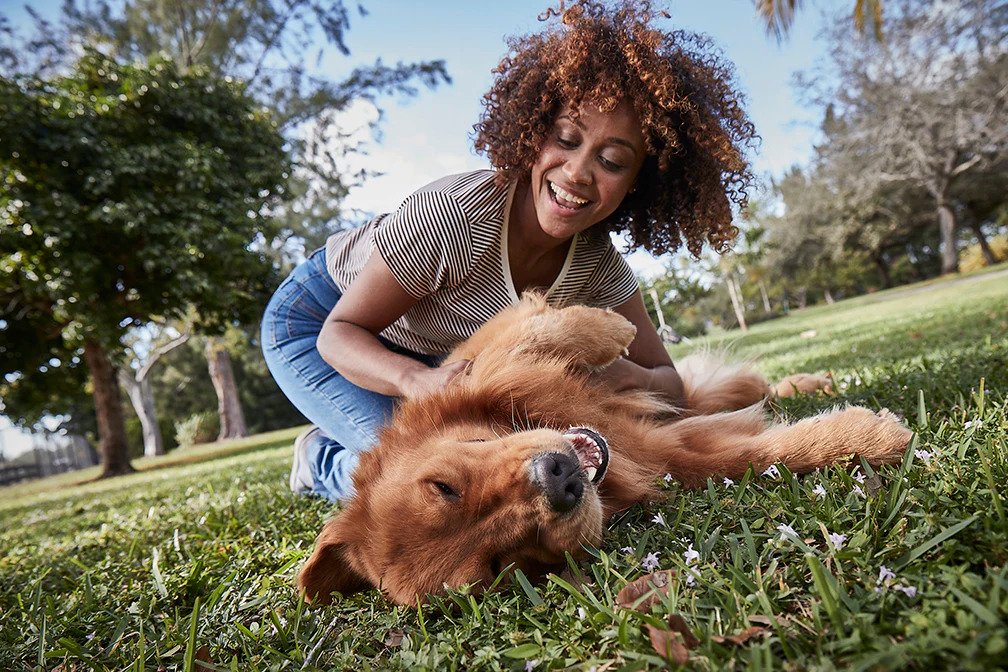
[431,481,460,501]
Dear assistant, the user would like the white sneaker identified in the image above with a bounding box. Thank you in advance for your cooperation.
[290,425,322,494]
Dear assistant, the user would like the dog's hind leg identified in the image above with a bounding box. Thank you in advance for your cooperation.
[648,405,911,488]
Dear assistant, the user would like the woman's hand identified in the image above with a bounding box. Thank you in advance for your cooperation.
[589,358,687,409]
[400,359,471,399]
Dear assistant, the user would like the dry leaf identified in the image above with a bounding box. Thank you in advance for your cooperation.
[645,614,698,665]
[384,627,405,648]
[195,645,214,667]
[616,570,676,611]
[712,625,768,646]
[747,614,774,626]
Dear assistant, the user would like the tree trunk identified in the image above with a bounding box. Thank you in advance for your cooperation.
[725,275,748,331]
[824,288,835,305]
[873,254,893,288]
[119,371,165,457]
[206,337,248,440]
[82,339,135,477]
[795,287,808,309]
[758,281,772,313]
[937,199,959,274]
[969,221,996,265]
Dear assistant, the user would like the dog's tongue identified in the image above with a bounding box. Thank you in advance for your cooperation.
[563,427,610,484]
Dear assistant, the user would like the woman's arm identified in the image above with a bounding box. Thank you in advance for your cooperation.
[592,289,687,409]
[318,251,468,399]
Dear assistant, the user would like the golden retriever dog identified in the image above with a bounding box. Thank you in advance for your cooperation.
[298,295,912,605]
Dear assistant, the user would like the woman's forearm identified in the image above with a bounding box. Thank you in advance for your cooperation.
[594,358,688,409]
[317,319,429,397]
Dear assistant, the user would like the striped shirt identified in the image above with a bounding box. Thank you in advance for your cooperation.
[325,170,638,356]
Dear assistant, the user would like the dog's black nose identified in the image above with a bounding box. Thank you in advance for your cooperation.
[534,452,584,513]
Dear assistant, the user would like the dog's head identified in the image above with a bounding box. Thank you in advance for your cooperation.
[296,411,611,605]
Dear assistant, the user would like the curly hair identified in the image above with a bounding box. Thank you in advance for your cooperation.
[473,0,758,256]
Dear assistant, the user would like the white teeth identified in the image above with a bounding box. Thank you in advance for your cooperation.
[550,182,588,205]
[585,466,597,482]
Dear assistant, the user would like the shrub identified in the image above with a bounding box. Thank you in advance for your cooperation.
[174,411,220,449]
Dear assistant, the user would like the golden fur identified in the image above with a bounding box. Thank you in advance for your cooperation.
[298,295,911,605]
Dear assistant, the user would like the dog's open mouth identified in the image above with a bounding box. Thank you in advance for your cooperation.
[563,426,610,484]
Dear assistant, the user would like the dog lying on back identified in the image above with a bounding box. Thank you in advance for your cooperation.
[298,295,912,605]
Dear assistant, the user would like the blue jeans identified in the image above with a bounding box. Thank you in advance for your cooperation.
[260,248,439,500]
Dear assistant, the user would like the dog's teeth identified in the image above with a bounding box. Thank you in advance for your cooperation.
[585,466,597,482]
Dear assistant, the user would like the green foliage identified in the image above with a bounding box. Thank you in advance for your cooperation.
[0,49,289,426]
[1,272,1006,670]
[174,411,220,449]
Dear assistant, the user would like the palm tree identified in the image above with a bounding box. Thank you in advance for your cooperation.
[755,0,884,40]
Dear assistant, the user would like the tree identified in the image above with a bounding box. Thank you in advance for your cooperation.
[755,0,885,40]
[805,0,1008,274]
[10,1,450,441]
[0,50,289,476]
[118,326,190,457]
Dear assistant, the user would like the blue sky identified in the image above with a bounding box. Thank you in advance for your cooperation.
[5,0,840,217]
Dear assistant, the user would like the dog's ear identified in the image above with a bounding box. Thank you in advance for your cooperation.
[297,515,371,604]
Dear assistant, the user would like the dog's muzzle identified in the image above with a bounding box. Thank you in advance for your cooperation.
[532,427,610,513]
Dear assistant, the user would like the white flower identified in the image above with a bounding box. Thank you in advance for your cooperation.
[853,469,866,484]
[652,512,666,527]
[620,546,635,555]
[577,607,587,620]
[723,477,735,487]
[964,419,982,430]
[763,464,781,479]
[642,551,660,572]
[663,472,673,483]
[914,449,933,464]
[683,544,700,565]
[827,532,847,550]
[812,483,827,499]
[777,523,798,539]
[877,565,896,585]
[525,660,539,672]
[894,584,917,598]
[853,485,865,498]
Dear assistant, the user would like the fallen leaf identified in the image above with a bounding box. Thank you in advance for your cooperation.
[712,625,768,646]
[747,615,774,626]
[384,628,404,648]
[645,614,698,665]
[616,570,676,611]
[194,645,214,669]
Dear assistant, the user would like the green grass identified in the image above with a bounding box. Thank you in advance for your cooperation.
[2,269,1007,670]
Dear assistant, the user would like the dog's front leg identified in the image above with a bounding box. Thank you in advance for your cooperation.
[519,306,637,369]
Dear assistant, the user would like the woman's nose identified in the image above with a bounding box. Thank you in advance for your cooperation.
[562,152,593,185]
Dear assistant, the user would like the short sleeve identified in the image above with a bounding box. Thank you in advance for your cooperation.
[372,189,473,299]
[581,242,639,308]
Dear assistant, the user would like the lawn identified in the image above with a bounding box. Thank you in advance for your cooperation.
[1,267,1006,671]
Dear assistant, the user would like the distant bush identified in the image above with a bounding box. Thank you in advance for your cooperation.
[174,412,220,449]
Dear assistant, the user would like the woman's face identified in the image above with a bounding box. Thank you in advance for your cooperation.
[528,101,646,241]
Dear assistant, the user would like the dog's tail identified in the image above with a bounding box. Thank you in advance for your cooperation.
[675,351,771,415]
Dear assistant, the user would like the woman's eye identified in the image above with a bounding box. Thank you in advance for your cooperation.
[556,136,578,148]
[599,156,624,172]
[432,481,460,501]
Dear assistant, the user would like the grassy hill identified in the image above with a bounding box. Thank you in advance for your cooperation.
[1,267,1006,670]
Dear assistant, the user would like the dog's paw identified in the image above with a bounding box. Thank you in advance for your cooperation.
[832,406,913,465]
[774,372,834,398]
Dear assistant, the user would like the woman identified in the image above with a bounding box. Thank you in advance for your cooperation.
[261,0,757,500]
